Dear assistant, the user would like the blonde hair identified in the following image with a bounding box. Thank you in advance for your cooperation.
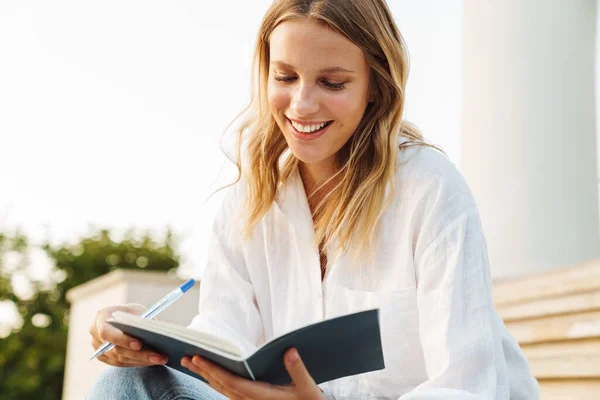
[224,0,436,261]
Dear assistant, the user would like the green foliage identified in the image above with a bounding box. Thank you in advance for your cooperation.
[0,228,180,400]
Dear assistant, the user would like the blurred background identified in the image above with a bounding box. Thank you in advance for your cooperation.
[0,0,598,399]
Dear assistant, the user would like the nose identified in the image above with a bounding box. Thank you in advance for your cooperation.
[290,83,319,117]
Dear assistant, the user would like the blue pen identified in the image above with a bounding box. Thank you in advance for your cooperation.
[90,278,196,361]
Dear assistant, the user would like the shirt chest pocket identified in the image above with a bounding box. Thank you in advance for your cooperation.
[328,285,425,399]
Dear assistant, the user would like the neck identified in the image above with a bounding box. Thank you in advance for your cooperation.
[298,158,339,211]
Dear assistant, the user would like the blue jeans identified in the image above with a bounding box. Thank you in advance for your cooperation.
[87,365,228,400]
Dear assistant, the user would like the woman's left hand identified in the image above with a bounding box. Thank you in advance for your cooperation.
[181,348,324,399]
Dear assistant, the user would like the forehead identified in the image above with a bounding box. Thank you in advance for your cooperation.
[269,19,366,71]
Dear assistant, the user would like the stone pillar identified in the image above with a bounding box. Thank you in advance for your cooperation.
[62,270,200,400]
[461,0,599,278]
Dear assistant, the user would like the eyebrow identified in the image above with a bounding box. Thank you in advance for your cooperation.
[270,61,355,74]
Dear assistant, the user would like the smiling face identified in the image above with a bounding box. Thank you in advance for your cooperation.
[267,19,372,176]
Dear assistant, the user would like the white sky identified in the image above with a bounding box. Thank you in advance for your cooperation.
[0,0,463,280]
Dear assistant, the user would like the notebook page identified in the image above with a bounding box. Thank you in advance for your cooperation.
[111,311,244,357]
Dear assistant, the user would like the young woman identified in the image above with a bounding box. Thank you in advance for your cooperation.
[88,0,540,398]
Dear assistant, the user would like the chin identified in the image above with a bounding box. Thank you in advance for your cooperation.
[282,130,340,168]
[294,154,326,165]
[288,147,334,167]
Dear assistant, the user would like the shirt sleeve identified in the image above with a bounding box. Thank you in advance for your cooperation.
[187,186,264,357]
[399,179,539,399]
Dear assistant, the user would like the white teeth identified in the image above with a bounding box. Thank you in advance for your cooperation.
[290,120,328,133]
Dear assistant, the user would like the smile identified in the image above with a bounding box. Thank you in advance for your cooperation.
[287,118,333,141]
[289,119,332,133]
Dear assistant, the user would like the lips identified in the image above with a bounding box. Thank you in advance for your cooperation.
[287,118,333,141]
[289,119,332,133]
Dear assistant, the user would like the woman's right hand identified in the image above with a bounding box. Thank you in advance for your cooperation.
[89,303,168,367]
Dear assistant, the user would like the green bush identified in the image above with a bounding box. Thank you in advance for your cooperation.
[0,228,180,400]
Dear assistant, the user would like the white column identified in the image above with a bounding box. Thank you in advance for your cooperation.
[62,270,200,400]
[460,0,599,279]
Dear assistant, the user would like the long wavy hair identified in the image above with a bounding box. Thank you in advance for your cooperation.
[224,0,436,261]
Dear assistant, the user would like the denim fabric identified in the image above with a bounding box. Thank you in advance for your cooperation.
[86,365,228,400]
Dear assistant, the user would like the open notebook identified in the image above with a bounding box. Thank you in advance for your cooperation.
[108,308,385,385]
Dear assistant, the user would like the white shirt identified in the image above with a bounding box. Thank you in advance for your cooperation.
[189,143,540,399]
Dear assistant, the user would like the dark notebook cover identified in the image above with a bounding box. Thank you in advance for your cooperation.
[109,308,385,385]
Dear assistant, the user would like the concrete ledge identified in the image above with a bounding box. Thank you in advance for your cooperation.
[521,338,600,358]
[61,264,600,398]
[529,355,600,379]
[66,269,185,302]
[492,259,600,306]
[505,310,600,344]
[497,289,600,322]
[538,379,600,400]
[491,259,600,392]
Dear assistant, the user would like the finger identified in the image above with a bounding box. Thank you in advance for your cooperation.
[181,357,219,387]
[284,348,319,394]
[192,356,244,395]
[187,356,289,399]
[123,303,146,315]
[203,377,226,397]
[91,338,167,365]
[182,357,241,397]
[108,345,168,365]
[205,380,232,400]
[95,319,142,351]
[96,347,152,367]
[88,307,122,339]
[97,354,151,368]
[97,337,166,365]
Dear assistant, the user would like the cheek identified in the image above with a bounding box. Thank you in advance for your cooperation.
[326,93,366,125]
[267,83,289,113]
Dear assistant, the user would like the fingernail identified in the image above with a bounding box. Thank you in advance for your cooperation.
[286,349,298,365]
[150,356,163,364]
[130,341,141,350]
[196,356,211,370]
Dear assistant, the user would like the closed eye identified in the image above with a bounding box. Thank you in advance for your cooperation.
[321,80,346,91]
[273,75,346,91]
[274,75,297,83]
